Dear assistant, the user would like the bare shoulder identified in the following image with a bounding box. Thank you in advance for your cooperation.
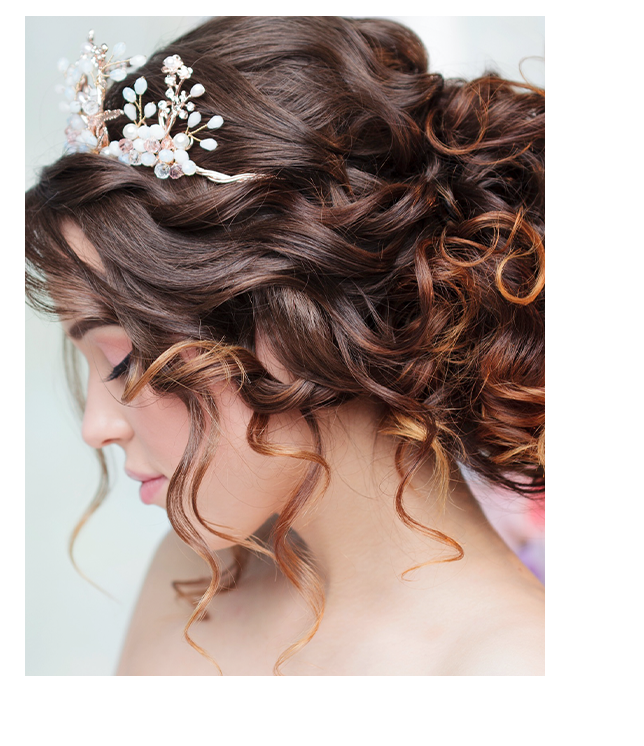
[115,530,234,675]
[441,582,545,676]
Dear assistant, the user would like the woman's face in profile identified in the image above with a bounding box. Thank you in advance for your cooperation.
[61,223,309,551]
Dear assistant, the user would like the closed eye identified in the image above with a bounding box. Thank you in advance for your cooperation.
[104,352,132,382]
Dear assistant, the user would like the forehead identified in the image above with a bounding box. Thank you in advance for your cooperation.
[61,220,105,272]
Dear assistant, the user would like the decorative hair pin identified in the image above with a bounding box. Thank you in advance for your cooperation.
[58,31,257,184]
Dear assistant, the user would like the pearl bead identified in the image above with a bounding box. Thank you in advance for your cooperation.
[182,160,197,175]
[134,77,148,95]
[124,103,137,121]
[137,125,151,140]
[133,138,147,152]
[149,124,165,140]
[158,149,174,163]
[190,84,205,97]
[208,115,224,129]
[108,140,122,157]
[172,133,190,150]
[122,87,136,103]
[173,149,189,164]
[123,123,139,140]
[187,112,201,128]
[199,138,218,151]
[141,152,157,167]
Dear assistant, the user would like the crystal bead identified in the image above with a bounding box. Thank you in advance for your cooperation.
[200,138,218,151]
[134,77,148,95]
[161,136,173,149]
[133,138,147,153]
[141,152,157,167]
[113,42,126,59]
[79,58,94,75]
[130,55,147,68]
[182,160,197,176]
[173,149,189,164]
[110,68,127,82]
[57,57,69,72]
[186,102,195,112]
[154,162,171,179]
[124,103,138,121]
[187,112,201,128]
[109,141,122,157]
[137,125,151,140]
[119,138,134,153]
[170,164,184,179]
[144,139,161,153]
[208,115,224,129]
[165,88,174,99]
[178,110,188,119]
[129,151,142,166]
[144,102,157,118]
[158,149,174,163]
[123,87,136,103]
[164,75,176,85]
[82,100,99,115]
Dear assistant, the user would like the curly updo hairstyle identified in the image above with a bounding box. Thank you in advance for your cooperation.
[26,16,544,673]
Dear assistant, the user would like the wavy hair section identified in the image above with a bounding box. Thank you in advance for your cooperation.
[26,16,544,674]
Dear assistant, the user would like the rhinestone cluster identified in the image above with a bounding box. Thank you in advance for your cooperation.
[58,34,228,181]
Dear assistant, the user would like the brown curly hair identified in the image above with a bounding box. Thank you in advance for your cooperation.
[25,16,544,673]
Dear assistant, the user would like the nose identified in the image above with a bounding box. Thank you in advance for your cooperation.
[81,371,134,450]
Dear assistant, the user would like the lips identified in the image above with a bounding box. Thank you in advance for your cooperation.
[125,468,167,506]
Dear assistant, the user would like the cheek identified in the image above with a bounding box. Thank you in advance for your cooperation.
[196,386,312,545]
[129,393,192,465]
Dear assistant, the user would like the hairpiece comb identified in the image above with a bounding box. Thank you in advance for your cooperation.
[58,31,257,184]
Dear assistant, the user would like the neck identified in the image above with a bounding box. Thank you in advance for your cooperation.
[289,399,502,611]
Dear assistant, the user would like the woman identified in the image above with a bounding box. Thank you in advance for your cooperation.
[26,16,545,675]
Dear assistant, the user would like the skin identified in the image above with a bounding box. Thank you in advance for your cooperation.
[61,221,545,676]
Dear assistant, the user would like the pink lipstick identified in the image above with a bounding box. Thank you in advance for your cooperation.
[125,469,167,505]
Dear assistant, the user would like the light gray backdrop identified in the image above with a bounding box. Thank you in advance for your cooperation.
[25,16,545,675]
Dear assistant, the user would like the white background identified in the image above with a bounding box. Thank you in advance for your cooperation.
[25,15,545,676]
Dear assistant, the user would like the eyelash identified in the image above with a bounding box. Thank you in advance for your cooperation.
[105,353,132,382]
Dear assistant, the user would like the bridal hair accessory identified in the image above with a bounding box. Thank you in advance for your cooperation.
[57,31,257,184]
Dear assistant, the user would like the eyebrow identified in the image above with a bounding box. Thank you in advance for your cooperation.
[66,318,116,340]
